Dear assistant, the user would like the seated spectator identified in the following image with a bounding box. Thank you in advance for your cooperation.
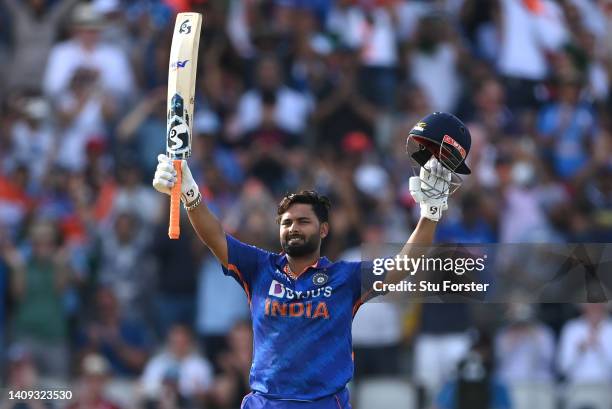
[558,303,612,384]
[67,353,122,409]
[437,333,512,409]
[495,304,555,384]
[140,324,213,408]
[77,287,151,378]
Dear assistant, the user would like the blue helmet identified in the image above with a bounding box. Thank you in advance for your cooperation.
[408,112,472,175]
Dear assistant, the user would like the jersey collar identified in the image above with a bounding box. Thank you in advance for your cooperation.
[275,253,331,274]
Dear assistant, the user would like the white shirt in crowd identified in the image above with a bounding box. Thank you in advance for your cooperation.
[43,39,134,98]
[410,44,460,113]
[497,0,567,80]
[558,317,612,383]
[237,87,313,135]
[140,351,213,399]
[327,6,398,67]
[56,93,107,172]
[495,323,556,384]
[10,121,54,183]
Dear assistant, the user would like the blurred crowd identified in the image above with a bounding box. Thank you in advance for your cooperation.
[1,0,612,408]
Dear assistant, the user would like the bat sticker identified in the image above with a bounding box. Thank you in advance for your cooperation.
[166,94,191,155]
[179,20,192,34]
[170,60,189,70]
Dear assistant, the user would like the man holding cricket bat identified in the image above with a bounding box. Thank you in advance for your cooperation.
[154,103,472,407]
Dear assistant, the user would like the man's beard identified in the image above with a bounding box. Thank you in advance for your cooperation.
[281,234,320,257]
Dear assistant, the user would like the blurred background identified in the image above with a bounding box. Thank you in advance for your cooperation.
[0,0,611,408]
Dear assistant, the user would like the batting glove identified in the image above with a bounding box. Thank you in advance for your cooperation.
[409,157,451,222]
[152,154,200,204]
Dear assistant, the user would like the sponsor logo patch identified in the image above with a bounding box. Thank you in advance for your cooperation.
[443,134,467,159]
[413,122,427,132]
[312,272,328,286]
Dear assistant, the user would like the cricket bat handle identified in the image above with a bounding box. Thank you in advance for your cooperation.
[168,160,182,239]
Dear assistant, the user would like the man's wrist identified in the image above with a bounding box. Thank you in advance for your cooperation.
[420,202,442,222]
[184,192,202,211]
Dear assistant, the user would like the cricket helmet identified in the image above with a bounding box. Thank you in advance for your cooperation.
[406,112,472,199]
[407,112,471,175]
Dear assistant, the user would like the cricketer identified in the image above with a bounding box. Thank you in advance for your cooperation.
[152,112,472,408]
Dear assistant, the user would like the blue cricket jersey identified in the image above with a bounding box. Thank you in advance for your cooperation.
[221,234,375,401]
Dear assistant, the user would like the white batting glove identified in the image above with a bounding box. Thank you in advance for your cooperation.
[409,158,451,222]
[152,154,200,204]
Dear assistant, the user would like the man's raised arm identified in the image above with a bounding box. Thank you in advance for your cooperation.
[153,154,228,267]
[384,158,449,285]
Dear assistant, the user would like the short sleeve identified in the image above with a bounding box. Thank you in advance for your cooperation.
[347,260,387,316]
[222,234,271,303]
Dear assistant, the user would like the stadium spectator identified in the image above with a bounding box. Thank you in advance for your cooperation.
[116,87,168,175]
[496,0,568,109]
[76,287,150,378]
[436,192,497,243]
[495,304,555,384]
[312,45,378,152]
[9,219,70,378]
[210,320,253,408]
[97,211,155,321]
[67,353,122,409]
[437,332,512,409]
[327,0,399,108]
[42,2,134,99]
[408,13,462,113]
[558,303,612,384]
[196,252,250,370]
[140,324,213,408]
[151,217,201,337]
[2,345,51,409]
[537,75,598,181]
[414,303,472,403]
[5,95,55,186]
[1,0,79,92]
[236,54,313,137]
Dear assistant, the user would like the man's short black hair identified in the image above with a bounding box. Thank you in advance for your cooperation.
[276,190,331,224]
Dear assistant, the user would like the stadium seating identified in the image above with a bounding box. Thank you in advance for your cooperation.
[354,378,416,409]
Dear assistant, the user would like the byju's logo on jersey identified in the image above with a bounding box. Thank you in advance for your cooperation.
[268,280,286,298]
[268,280,332,300]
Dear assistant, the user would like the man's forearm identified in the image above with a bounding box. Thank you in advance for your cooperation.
[384,217,437,285]
[186,200,228,267]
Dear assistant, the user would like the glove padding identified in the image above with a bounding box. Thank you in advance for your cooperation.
[152,154,199,204]
[409,158,451,222]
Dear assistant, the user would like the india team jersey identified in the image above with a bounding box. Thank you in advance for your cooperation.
[221,234,374,401]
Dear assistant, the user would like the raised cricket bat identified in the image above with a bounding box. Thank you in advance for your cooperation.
[167,12,202,239]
